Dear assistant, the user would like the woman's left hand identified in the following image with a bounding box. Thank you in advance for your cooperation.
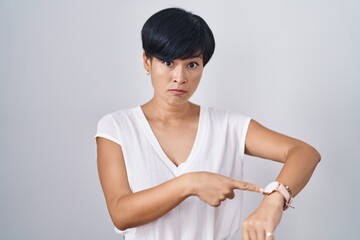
[242,192,284,240]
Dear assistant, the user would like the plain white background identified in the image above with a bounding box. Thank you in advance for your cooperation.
[0,0,359,239]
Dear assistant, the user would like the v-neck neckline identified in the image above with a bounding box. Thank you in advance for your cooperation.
[135,105,206,176]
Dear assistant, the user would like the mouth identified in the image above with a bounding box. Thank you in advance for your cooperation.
[168,89,187,95]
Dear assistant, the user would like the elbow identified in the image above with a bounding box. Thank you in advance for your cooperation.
[314,147,321,163]
[109,202,131,231]
[304,143,321,164]
[288,142,321,164]
[114,222,128,232]
[314,149,321,164]
[111,214,130,231]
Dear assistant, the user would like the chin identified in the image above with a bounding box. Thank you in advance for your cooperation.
[166,98,190,106]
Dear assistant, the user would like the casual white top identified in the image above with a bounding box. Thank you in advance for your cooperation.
[95,106,251,240]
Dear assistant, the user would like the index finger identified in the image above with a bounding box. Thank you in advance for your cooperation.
[232,180,263,193]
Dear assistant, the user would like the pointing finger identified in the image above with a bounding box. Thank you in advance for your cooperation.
[232,180,263,193]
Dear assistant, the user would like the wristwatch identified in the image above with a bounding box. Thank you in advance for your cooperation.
[263,181,294,210]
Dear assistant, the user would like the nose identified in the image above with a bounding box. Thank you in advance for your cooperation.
[173,66,187,84]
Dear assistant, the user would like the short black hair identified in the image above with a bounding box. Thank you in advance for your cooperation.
[141,8,215,66]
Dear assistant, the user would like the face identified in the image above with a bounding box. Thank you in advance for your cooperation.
[143,53,204,107]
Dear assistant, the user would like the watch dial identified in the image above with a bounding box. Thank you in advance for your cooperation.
[264,181,278,193]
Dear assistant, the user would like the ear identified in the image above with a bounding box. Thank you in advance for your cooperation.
[143,52,151,73]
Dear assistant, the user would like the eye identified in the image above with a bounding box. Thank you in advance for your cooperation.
[187,62,199,69]
[163,60,173,67]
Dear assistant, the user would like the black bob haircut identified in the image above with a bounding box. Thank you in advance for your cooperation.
[141,8,215,66]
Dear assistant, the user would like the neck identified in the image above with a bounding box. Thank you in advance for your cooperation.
[141,99,196,122]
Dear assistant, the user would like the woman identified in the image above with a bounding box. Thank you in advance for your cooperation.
[95,8,320,240]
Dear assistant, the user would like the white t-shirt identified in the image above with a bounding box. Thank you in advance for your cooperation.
[95,106,251,240]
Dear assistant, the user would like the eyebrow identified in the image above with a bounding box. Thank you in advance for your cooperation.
[184,56,203,61]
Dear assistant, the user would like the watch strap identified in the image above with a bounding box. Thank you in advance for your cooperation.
[277,182,294,210]
[264,181,294,210]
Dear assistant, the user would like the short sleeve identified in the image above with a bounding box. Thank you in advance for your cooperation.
[228,112,251,156]
[94,114,122,146]
[239,116,252,156]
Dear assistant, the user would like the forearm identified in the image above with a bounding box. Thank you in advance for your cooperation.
[111,173,192,230]
[243,145,320,238]
[276,143,321,196]
[110,171,262,230]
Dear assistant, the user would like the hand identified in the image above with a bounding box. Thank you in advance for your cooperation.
[242,192,284,240]
[187,172,262,207]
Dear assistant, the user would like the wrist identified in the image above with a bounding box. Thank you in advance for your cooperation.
[263,181,294,210]
[262,191,285,209]
[179,172,197,197]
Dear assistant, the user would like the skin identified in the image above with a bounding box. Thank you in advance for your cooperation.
[96,52,321,240]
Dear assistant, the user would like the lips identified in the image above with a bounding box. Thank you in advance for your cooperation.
[168,89,187,95]
[169,89,186,92]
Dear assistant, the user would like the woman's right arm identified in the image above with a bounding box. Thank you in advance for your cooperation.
[96,137,262,230]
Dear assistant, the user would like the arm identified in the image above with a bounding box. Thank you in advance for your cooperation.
[96,137,262,231]
[242,120,321,240]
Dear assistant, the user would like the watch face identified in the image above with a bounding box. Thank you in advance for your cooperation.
[263,181,279,194]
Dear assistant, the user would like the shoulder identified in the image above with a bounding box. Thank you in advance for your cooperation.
[202,106,251,123]
[96,106,139,136]
[97,106,139,125]
[95,106,140,146]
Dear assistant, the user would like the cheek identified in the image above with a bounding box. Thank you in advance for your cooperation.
[152,67,171,83]
[191,72,203,84]
[151,76,169,92]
